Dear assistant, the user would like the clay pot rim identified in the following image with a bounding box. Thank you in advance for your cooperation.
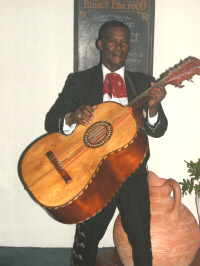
[148,171,168,187]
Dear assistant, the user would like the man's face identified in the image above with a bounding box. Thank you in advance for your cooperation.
[97,27,131,72]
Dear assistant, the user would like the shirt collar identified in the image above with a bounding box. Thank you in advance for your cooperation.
[102,64,125,82]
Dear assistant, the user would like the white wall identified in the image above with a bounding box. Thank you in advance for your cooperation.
[0,0,200,248]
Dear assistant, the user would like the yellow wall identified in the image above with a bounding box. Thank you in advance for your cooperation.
[1,0,200,247]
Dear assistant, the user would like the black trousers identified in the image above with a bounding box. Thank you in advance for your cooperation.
[70,168,152,266]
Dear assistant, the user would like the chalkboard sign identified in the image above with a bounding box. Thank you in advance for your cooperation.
[74,0,155,75]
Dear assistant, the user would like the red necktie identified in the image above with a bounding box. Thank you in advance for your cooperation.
[103,73,127,99]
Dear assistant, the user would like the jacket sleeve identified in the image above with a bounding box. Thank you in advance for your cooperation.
[130,72,168,138]
[143,102,168,138]
[45,73,82,134]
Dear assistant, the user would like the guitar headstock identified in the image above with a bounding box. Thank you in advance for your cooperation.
[157,56,200,88]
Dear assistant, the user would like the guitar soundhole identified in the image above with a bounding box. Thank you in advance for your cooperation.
[84,121,113,148]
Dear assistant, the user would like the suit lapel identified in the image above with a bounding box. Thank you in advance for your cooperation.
[90,64,104,104]
[125,70,137,103]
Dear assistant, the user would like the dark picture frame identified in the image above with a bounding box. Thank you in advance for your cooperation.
[74,0,155,75]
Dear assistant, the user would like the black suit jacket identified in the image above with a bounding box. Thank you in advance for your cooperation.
[45,64,168,139]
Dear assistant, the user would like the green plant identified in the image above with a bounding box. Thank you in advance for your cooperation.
[179,158,200,197]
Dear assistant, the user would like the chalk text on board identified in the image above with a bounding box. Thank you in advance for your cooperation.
[82,0,147,11]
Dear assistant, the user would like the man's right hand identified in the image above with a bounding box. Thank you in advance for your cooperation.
[68,105,97,126]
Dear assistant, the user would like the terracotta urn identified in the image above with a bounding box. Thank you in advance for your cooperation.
[113,171,200,266]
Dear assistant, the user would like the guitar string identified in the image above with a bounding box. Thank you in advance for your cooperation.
[55,105,134,162]
[49,64,182,167]
[20,58,194,181]
[57,109,133,168]
[52,59,191,168]
[56,87,158,165]
[56,90,150,163]
[58,58,196,163]
[55,72,169,162]
[57,87,152,165]
[22,59,194,181]
[59,86,171,166]
[61,110,134,168]
[30,60,198,204]
[62,107,132,166]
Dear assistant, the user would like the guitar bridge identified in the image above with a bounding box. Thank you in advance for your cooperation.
[46,151,72,184]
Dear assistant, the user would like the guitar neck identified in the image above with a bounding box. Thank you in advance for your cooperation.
[128,89,151,112]
[127,56,200,112]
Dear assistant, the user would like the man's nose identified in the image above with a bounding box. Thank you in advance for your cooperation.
[115,42,123,49]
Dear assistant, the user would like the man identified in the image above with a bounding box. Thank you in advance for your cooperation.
[45,20,167,266]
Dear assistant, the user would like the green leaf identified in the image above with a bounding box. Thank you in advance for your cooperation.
[180,159,200,196]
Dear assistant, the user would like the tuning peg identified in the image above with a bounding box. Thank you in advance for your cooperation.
[175,84,185,88]
[187,78,194,83]
[178,85,185,88]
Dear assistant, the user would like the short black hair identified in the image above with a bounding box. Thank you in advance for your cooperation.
[98,20,130,40]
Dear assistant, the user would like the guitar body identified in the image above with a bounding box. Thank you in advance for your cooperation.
[19,101,148,224]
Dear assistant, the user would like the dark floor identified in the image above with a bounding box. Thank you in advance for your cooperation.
[0,246,199,266]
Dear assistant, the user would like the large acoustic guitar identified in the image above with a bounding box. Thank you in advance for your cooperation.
[18,57,200,224]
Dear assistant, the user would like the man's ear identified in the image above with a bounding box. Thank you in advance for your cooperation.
[96,39,103,51]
